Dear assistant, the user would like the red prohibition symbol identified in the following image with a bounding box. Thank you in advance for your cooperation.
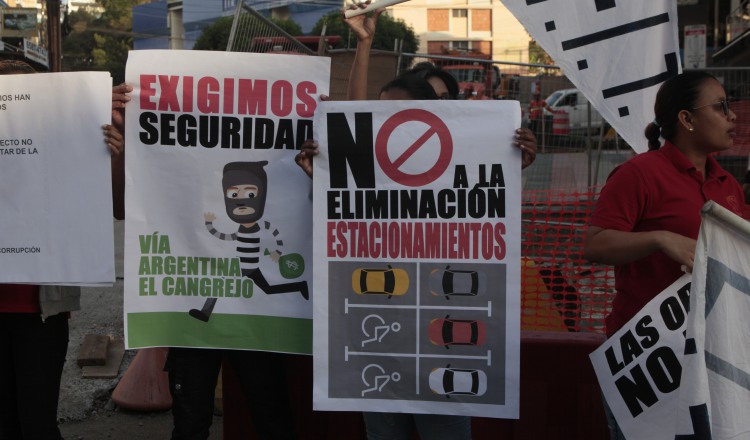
[375,109,453,187]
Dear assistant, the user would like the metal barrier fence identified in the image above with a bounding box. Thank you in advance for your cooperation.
[226,1,316,55]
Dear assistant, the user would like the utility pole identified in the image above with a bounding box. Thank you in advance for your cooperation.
[46,0,61,72]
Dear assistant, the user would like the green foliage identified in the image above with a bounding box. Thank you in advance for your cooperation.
[311,11,418,53]
[273,17,303,36]
[61,0,150,83]
[528,40,558,76]
[193,15,303,51]
[193,16,234,51]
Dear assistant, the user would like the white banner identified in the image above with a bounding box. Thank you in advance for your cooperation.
[123,50,329,352]
[590,274,691,440]
[502,0,681,153]
[0,72,114,285]
[674,203,750,439]
[312,100,522,418]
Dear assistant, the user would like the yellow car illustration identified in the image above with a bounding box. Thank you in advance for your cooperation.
[352,265,409,298]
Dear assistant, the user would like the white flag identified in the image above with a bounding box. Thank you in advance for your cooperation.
[674,202,750,439]
[501,0,681,153]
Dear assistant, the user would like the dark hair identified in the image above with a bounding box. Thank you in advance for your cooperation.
[0,60,35,75]
[380,74,439,100]
[645,71,717,151]
[401,62,459,99]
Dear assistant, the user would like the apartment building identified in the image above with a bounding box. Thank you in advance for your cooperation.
[388,0,531,64]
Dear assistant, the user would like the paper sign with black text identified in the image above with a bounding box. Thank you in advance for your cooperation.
[0,72,114,285]
[590,274,691,440]
[312,100,521,418]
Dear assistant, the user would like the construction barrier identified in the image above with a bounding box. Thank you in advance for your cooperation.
[551,111,570,135]
[521,188,614,333]
[111,347,172,411]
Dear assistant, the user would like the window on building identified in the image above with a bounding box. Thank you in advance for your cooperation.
[451,41,470,50]
[452,9,468,18]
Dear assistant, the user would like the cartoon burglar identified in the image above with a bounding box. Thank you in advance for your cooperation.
[190,161,309,322]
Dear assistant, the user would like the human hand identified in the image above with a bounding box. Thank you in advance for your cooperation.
[204,212,216,222]
[514,127,537,169]
[111,83,132,134]
[295,139,319,179]
[343,1,384,42]
[102,124,124,156]
[269,250,281,263]
[658,231,697,272]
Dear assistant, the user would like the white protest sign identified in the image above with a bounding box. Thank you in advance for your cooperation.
[675,203,750,439]
[0,72,114,285]
[124,50,329,352]
[312,100,521,419]
[590,274,690,440]
[502,0,681,153]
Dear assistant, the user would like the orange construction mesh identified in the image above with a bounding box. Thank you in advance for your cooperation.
[520,188,615,333]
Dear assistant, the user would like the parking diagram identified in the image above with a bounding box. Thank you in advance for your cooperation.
[328,261,507,404]
[361,363,402,397]
[361,314,401,347]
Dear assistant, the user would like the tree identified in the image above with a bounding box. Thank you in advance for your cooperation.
[61,0,150,83]
[528,40,558,76]
[193,15,303,51]
[311,11,418,53]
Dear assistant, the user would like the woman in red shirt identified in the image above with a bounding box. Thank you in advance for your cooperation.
[583,71,742,439]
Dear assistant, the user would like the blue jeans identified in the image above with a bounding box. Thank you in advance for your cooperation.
[363,412,471,440]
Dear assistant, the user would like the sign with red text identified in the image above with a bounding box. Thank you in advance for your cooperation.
[123,50,329,353]
[312,100,522,418]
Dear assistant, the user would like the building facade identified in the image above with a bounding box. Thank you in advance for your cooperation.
[388,0,531,64]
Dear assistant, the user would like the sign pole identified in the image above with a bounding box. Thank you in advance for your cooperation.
[45,0,61,72]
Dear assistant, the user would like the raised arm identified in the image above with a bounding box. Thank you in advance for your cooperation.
[344,2,384,101]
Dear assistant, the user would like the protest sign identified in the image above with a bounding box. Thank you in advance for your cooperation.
[502,0,681,153]
[590,274,691,439]
[674,202,750,439]
[0,72,114,285]
[312,100,521,418]
[123,50,329,353]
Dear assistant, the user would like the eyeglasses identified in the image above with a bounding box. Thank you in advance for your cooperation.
[691,99,730,116]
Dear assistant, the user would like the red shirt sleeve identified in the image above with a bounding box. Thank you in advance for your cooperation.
[590,162,648,232]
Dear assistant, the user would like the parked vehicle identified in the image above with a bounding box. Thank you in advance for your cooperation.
[428,315,487,348]
[544,88,604,133]
[352,265,409,298]
[429,366,487,396]
[429,266,486,298]
[433,54,506,100]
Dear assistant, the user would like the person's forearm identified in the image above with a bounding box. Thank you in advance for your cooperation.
[347,37,373,101]
[111,151,125,220]
[583,227,664,265]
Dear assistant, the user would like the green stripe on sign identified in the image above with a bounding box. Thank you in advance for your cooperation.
[127,312,312,354]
